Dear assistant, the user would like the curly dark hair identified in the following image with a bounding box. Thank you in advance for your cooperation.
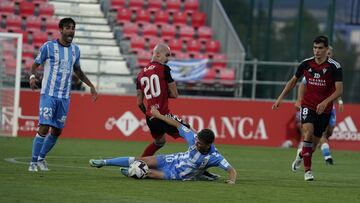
[197,129,215,144]
[59,17,76,29]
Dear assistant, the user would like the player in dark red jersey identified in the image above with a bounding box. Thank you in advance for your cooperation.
[272,36,343,181]
[136,43,185,156]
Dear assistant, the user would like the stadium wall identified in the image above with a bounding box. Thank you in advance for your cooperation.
[17,90,360,151]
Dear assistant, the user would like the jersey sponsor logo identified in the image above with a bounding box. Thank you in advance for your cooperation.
[330,116,360,141]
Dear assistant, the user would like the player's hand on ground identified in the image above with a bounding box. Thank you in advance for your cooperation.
[29,78,38,90]
[90,86,98,102]
[225,180,235,184]
[316,101,327,114]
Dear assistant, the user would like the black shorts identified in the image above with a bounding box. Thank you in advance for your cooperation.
[300,107,330,137]
[146,113,190,139]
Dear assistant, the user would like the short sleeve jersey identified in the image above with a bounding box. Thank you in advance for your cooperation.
[136,61,174,117]
[35,39,80,99]
[295,57,342,114]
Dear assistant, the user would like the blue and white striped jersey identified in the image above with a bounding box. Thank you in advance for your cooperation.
[35,40,80,99]
[160,125,231,180]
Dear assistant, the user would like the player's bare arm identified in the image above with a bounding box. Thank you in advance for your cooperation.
[316,81,343,114]
[272,76,298,110]
[295,81,306,110]
[225,166,237,184]
[136,89,146,114]
[168,82,178,98]
[150,107,181,128]
[29,63,41,90]
[73,64,98,101]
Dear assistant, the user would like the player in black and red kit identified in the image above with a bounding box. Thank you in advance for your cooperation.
[272,36,343,181]
[136,44,183,157]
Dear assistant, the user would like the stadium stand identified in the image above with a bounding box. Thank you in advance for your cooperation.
[0,0,133,94]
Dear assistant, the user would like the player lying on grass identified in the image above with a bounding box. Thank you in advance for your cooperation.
[89,107,237,184]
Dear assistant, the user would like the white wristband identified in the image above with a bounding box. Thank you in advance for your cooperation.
[29,74,36,80]
[338,100,343,105]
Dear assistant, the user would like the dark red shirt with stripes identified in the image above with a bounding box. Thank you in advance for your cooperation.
[136,61,174,117]
[295,57,342,114]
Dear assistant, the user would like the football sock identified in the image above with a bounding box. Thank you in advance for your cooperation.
[38,134,58,160]
[105,157,135,167]
[141,142,163,157]
[301,141,313,172]
[321,143,332,160]
[31,133,45,162]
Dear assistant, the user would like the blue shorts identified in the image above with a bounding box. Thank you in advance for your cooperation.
[329,107,336,127]
[156,155,180,180]
[38,94,70,129]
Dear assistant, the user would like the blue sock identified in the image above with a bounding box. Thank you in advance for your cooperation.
[105,157,135,167]
[321,143,332,159]
[39,134,58,160]
[31,134,45,162]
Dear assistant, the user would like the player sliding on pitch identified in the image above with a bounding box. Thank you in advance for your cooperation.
[89,107,237,184]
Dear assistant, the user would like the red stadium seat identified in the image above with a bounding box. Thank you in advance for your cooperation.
[202,68,217,85]
[38,4,55,16]
[109,0,126,10]
[32,32,48,46]
[171,50,188,60]
[144,35,163,50]
[168,38,182,52]
[130,35,146,50]
[184,0,199,11]
[179,25,195,39]
[191,12,206,27]
[135,9,150,23]
[218,69,235,86]
[166,0,181,10]
[23,56,34,71]
[4,58,17,75]
[22,43,35,58]
[158,23,176,37]
[210,53,227,67]
[19,1,35,16]
[122,22,139,38]
[0,1,15,15]
[5,15,22,29]
[173,12,189,25]
[117,7,132,22]
[136,49,151,68]
[186,39,200,52]
[205,40,221,53]
[25,16,42,30]
[47,28,60,40]
[197,26,212,39]
[188,51,207,59]
[128,0,144,8]
[44,17,59,30]
[147,0,163,10]
[142,23,158,36]
[154,10,169,24]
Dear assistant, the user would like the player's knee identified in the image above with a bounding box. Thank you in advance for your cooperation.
[50,128,62,137]
[38,125,49,136]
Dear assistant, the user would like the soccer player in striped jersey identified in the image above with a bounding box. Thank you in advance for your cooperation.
[273,36,343,181]
[28,18,98,172]
[89,107,237,184]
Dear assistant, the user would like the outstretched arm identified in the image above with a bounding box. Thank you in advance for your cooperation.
[150,108,181,128]
[225,167,237,184]
[168,82,178,98]
[137,89,146,114]
[73,64,97,102]
[295,81,306,110]
[272,76,298,110]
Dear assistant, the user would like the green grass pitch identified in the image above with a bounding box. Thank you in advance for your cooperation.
[0,136,360,203]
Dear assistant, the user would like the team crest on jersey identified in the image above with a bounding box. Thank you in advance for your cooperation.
[322,68,327,74]
[302,115,307,120]
[308,68,312,72]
